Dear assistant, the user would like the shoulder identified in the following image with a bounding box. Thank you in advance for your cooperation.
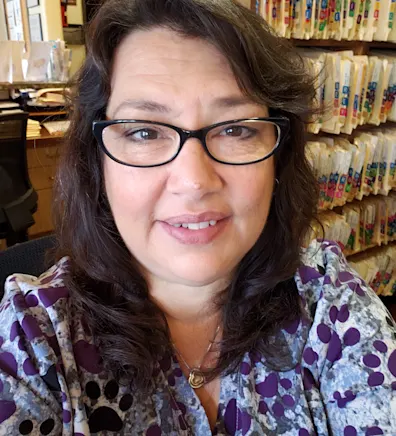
[295,239,390,342]
[0,257,72,376]
[295,239,396,391]
[293,244,396,433]
[0,258,106,433]
[0,258,75,431]
[1,256,71,318]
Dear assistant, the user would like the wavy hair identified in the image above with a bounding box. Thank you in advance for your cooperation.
[53,0,319,389]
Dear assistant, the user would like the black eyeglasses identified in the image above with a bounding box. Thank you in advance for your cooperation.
[92,117,290,168]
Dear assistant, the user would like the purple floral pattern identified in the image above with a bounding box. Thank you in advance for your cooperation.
[0,240,396,435]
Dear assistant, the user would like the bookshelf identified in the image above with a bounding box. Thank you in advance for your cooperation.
[292,40,396,50]
[247,0,396,299]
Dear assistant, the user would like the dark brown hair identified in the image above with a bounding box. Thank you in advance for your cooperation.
[53,0,319,389]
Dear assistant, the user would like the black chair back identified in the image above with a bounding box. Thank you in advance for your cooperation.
[0,235,56,299]
[0,112,38,246]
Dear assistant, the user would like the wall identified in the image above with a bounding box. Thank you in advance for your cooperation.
[28,0,63,41]
[69,44,85,77]
[65,0,85,75]
[67,0,84,25]
[0,1,8,40]
[40,0,63,41]
[26,0,86,76]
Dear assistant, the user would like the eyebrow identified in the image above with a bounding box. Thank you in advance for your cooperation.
[212,96,254,109]
[111,96,255,118]
[112,99,171,117]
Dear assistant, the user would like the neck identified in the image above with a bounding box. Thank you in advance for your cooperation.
[148,275,229,324]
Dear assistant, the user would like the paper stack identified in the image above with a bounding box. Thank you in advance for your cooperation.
[302,50,396,135]
[304,192,396,258]
[306,128,396,211]
[42,120,70,135]
[27,118,41,138]
[25,42,53,82]
[304,210,352,250]
[0,102,20,110]
[260,0,396,42]
[349,245,396,296]
[0,41,24,83]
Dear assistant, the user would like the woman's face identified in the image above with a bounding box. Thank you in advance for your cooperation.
[104,28,275,287]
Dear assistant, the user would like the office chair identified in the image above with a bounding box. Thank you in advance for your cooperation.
[0,235,56,299]
[0,112,38,247]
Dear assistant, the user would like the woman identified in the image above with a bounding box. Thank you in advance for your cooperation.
[1,0,395,434]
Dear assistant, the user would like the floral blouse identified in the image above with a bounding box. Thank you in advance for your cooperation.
[0,240,396,435]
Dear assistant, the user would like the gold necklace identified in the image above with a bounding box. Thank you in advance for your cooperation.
[172,325,220,389]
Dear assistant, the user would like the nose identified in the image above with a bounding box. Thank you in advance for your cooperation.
[166,137,223,198]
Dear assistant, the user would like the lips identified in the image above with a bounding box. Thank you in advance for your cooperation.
[159,212,230,245]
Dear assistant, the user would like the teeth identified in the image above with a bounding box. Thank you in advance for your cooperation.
[172,220,218,230]
[187,223,200,230]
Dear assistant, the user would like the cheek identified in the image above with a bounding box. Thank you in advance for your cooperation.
[103,158,160,222]
[230,160,275,218]
[104,159,133,209]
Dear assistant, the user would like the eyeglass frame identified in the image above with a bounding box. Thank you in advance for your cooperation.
[92,116,290,168]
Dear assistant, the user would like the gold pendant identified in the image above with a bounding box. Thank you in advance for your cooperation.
[188,368,205,389]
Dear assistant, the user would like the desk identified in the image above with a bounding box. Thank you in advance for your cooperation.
[29,111,68,118]
[27,128,64,144]
[26,129,64,237]
[0,82,68,89]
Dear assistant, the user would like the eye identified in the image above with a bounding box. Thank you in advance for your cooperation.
[126,128,159,141]
[220,125,255,138]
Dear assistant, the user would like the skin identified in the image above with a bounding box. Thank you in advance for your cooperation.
[104,27,275,430]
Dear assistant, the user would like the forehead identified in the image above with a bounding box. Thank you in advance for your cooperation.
[107,28,244,114]
[112,27,233,77]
